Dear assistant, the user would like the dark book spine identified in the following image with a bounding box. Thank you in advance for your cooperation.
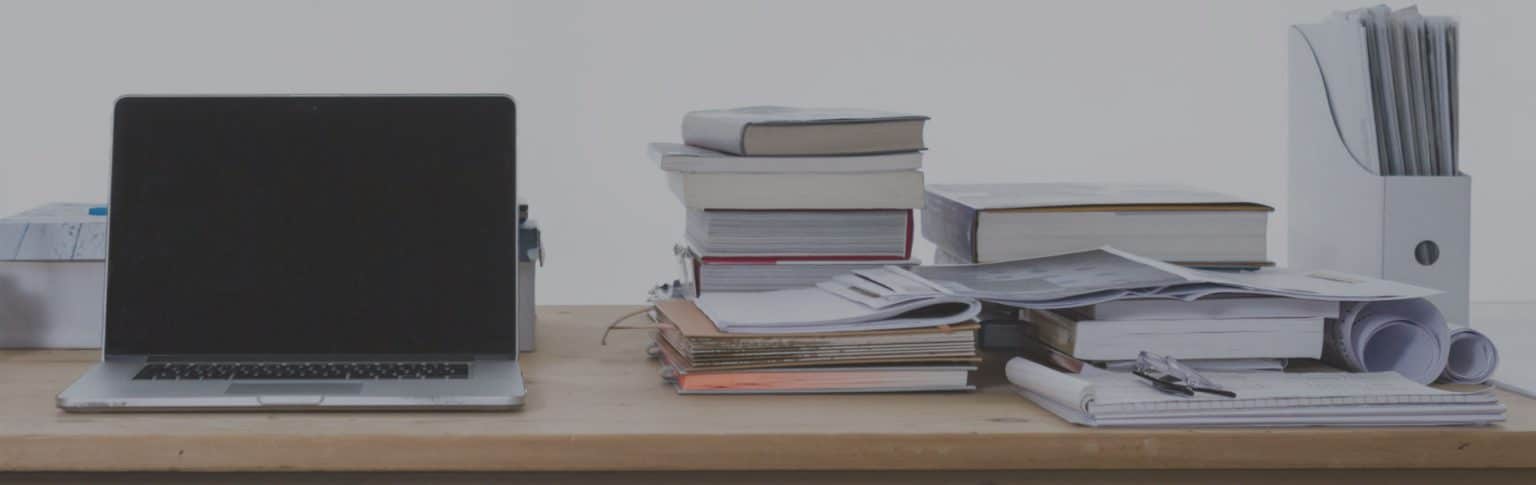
[921,190,979,262]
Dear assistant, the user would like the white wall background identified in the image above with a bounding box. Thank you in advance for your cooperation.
[2,0,1532,305]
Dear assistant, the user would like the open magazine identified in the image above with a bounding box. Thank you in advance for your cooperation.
[903,247,1438,308]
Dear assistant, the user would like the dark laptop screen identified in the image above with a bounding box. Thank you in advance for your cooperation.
[106,96,517,356]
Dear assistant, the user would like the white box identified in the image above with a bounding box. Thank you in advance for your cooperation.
[0,262,104,348]
[0,203,109,348]
[1287,27,1470,324]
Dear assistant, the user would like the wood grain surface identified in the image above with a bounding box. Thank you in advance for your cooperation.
[0,305,1532,472]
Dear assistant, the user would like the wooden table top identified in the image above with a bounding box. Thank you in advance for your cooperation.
[1,305,1533,472]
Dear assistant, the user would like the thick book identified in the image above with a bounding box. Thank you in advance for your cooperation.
[686,209,913,259]
[654,299,979,371]
[648,142,923,173]
[1077,297,1339,321]
[667,171,924,210]
[681,106,929,156]
[1023,309,1324,361]
[680,249,918,293]
[923,183,1271,265]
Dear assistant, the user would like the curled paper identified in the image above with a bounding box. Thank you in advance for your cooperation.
[1323,298,1450,385]
[1439,328,1499,384]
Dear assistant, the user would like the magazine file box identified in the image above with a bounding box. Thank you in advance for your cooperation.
[1287,26,1470,324]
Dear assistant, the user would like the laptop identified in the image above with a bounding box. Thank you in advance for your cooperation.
[57,95,526,411]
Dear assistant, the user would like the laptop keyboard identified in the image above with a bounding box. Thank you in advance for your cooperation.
[132,362,471,381]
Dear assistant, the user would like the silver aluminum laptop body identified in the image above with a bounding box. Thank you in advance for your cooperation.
[58,95,525,411]
[57,356,525,411]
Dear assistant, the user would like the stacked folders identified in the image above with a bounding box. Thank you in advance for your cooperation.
[650,106,926,294]
[652,299,979,394]
[1306,5,1459,176]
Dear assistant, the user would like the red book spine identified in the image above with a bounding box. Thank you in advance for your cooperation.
[904,209,914,260]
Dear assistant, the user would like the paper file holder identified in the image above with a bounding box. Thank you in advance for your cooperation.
[1288,26,1470,324]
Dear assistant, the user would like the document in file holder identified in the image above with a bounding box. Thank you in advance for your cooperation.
[1299,5,1459,176]
[1289,5,1470,324]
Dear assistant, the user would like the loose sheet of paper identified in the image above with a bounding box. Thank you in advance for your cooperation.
[905,247,1439,309]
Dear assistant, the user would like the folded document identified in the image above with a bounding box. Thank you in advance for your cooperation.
[909,247,1438,309]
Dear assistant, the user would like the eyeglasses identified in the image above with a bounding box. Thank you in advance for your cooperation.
[1131,351,1237,398]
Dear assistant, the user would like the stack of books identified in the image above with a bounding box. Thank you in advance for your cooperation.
[1019,297,1339,367]
[650,106,927,294]
[644,106,979,393]
[652,299,979,394]
[919,183,1326,371]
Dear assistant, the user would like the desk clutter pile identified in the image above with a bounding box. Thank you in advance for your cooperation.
[639,104,1505,427]
[646,107,978,393]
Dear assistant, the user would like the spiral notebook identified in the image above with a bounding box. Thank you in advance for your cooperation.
[1005,358,1504,427]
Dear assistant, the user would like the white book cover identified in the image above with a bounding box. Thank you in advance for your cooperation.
[648,143,922,174]
[682,106,928,156]
[666,171,924,210]
[1086,297,1339,321]
[1028,309,1325,361]
[925,183,1270,211]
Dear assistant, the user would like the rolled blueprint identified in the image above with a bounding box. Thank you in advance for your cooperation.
[1438,328,1499,384]
[1323,298,1450,385]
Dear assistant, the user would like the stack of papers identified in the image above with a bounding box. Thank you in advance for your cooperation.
[657,299,978,370]
[653,299,978,394]
[693,247,1487,394]
[908,247,1439,309]
[1006,357,1504,427]
[698,247,1437,335]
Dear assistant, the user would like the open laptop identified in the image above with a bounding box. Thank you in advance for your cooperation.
[58,95,526,411]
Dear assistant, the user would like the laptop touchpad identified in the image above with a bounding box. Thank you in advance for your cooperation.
[224,383,364,395]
